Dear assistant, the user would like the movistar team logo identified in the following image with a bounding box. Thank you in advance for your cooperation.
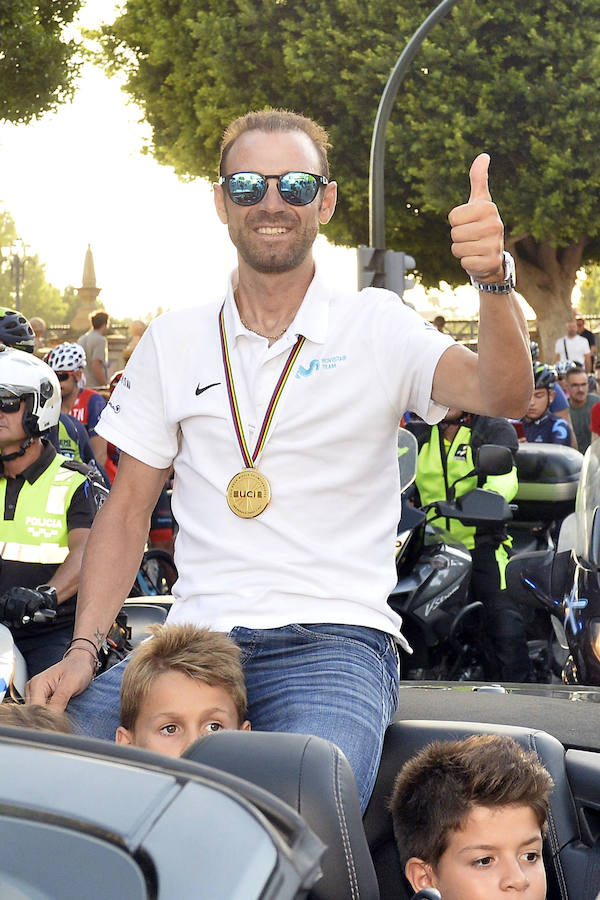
[295,355,348,378]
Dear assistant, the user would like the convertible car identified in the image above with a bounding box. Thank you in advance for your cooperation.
[0,679,598,899]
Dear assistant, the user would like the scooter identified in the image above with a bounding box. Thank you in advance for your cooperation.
[506,440,600,686]
[391,430,514,681]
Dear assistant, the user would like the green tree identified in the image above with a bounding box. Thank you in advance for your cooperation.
[1,0,83,123]
[578,267,600,316]
[0,210,67,322]
[99,0,600,358]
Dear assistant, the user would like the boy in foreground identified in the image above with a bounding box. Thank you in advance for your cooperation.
[116,623,250,757]
[390,734,553,900]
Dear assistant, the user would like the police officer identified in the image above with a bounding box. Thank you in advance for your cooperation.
[0,347,106,676]
[407,409,530,682]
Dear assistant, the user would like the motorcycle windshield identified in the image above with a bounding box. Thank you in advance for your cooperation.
[575,440,600,566]
[398,428,418,492]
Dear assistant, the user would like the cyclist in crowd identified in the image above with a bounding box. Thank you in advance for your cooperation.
[0,310,109,483]
[0,348,106,675]
[565,365,600,453]
[521,364,574,447]
[530,340,573,434]
[46,343,108,470]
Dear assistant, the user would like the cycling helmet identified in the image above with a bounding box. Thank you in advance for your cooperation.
[529,340,539,362]
[0,308,35,354]
[555,359,581,376]
[0,347,61,460]
[533,363,556,390]
[46,342,86,372]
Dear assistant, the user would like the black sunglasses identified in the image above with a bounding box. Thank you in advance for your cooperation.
[219,171,329,207]
[0,396,22,414]
[55,372,72,383]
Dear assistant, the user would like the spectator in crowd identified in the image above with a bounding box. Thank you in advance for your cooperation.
[47,343,108,468]
[554,318,592,372]
[432,315,447,333]
[115,623,251,757]
[123,320,147,364]
[589,399,600,444]
[521,364,574,447]
[0,348,105,676]
[576,315,596,367]
[28,108,532,813]
[390,734,552,900]
[78,311,110,387]
[566,366,600,453]
[29,317,47,354]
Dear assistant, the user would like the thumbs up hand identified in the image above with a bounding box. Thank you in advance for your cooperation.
[448,153,505,284]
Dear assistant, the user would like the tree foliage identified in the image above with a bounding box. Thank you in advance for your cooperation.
[578,267,600,316]
[0,211,67,322]
[0,0,83,123]
[99,0,600,353]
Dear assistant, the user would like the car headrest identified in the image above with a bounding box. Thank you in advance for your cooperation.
[363,720,580,900]
[183,730,380,900]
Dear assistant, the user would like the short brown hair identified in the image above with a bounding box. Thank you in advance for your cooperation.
[0,703,72,734]
[120,624,247,731]
[219,108,331,178]
[90,311,109,330]
[389,734,553,866]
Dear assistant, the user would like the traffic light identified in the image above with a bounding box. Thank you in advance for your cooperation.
[357,246,416,298]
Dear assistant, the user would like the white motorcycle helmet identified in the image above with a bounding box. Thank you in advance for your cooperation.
[0,347,61,457]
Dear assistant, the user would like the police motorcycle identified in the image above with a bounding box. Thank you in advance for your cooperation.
[507,438,600,686]
[390,429,514,681]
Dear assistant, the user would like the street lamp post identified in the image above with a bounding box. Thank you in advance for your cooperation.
[0,239,27,311]
[358,0,462,294]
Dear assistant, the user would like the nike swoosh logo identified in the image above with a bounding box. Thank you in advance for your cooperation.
[196,382,221,396]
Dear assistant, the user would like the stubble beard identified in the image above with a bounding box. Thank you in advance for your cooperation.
[230,212,319,275]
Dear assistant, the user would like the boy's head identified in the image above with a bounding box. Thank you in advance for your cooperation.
[116,624,250,757]
[0,703,71,734]
[390,734,553,900]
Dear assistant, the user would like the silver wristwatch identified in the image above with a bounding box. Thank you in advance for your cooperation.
[470,250,516,294]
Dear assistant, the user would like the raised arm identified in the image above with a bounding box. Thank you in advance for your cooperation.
[432,154,531,418]
[27,452,170,709]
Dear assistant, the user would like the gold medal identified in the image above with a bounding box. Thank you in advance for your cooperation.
[227,468,271,518]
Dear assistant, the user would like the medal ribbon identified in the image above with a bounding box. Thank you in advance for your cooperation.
[219,306,305,468]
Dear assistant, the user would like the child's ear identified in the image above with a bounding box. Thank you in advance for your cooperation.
[115,726,134,746]
[404,857,436,893]
[240,720,251,731]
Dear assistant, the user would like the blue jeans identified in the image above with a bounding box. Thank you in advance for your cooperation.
[68,623,400,812]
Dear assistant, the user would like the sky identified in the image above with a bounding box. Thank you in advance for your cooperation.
[0,0,505,323]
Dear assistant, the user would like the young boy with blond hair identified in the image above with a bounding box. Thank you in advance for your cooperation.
[116,623,250,757]
[390,734,553,900]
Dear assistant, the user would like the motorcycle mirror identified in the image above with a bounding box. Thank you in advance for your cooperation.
[475,444,514,476]
[397,428,418,491]
[456,488,513,525]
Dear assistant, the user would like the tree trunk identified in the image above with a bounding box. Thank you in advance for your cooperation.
[507,235,589,364]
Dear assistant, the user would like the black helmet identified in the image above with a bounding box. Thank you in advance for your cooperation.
[0,308,35,354]
[529,340,539,362]
[533,363,556,390]
[556,360,581,377]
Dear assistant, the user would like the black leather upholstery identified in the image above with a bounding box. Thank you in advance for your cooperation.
[363,720,586,900]
[183,729,380,900]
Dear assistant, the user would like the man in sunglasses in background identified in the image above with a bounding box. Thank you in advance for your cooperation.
[30,108,531,812]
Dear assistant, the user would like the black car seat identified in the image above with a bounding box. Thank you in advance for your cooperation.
[363,719,593,900]
[183,729,380,900]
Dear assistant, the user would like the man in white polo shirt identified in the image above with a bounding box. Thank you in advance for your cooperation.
[29,109,531,812]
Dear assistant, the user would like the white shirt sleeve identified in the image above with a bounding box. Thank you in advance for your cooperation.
[95,321,178,469]
[367,291,455,423]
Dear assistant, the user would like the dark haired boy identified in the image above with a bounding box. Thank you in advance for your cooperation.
[390,734,553,900]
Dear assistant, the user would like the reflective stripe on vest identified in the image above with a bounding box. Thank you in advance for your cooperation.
[0,454,87,565]
[57,419,82,463]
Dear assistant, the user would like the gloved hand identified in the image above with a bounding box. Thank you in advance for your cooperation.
[0,585,58,628]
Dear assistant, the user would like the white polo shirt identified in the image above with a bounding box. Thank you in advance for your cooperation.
[97,267,454,640]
